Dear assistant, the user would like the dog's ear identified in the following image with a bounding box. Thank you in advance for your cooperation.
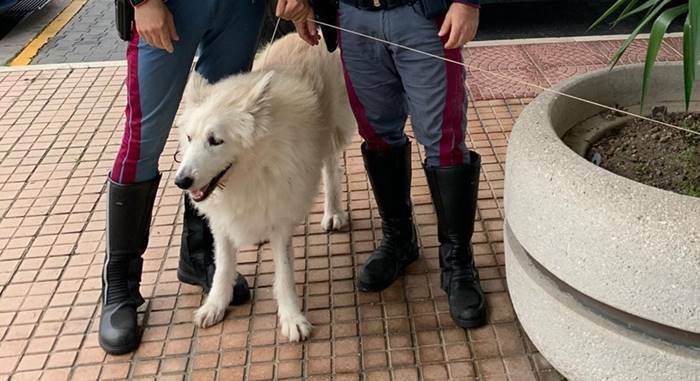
[184,72,210,106]
[240,71,274,116]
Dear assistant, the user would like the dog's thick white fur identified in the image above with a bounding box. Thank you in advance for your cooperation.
[174,34,354,341]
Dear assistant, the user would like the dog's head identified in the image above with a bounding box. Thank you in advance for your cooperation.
[174,71,274,203]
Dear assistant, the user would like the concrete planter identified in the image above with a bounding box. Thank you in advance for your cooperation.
[504,62,700,380]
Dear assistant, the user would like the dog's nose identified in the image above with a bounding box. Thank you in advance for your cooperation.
[175,174,194,190]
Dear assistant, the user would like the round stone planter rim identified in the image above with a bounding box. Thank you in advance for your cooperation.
[521,61,698,201]
[504,61,700,333]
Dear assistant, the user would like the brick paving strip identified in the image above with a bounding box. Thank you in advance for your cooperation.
[0,39,681,381]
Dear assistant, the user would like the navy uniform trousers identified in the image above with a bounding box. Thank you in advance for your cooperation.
[338,1,471,167]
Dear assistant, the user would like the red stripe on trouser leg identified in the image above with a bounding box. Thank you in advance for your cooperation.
[438,29,466,166]
[337,16,389,152]
[340,67,390,151]
[111,30,143,184]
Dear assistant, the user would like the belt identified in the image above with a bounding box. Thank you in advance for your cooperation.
[340,0,414,11]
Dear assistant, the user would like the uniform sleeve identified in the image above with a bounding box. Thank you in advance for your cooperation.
[452,0,480,8]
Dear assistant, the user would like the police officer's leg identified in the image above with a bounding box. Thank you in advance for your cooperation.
[339,2,419,293]
[101,1,208,355]
[174,0,265,306]
[390,4,486,328]
[195,0,265,83]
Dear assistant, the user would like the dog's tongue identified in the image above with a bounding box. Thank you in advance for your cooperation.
[192,189,205,200]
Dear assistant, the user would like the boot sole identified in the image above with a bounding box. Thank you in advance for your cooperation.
[99,334,142,355]
[357,279,394,293]
[357,247,419,292]
[452,312,487,329]
[177,268,251,306]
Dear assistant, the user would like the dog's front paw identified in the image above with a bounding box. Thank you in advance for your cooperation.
[321,211,349,232]
[194,301,227,328]
[279,313,312,342]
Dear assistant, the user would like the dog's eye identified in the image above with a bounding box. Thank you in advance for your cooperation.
[208,135,223,146]
[186,135,192,142]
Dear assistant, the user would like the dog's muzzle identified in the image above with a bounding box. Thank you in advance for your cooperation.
[181,164,232,203]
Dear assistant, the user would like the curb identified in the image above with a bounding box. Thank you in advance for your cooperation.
[0,59,125,71]
[465,32,681,47]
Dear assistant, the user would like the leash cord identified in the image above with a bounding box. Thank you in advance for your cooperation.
[262,17,282,66]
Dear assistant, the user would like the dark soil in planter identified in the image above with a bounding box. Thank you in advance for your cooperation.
[588,107,700,197]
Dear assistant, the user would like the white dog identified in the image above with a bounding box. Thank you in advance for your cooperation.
[173,34,354,341]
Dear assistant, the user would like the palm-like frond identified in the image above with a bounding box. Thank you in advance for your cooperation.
[594,0,696,110]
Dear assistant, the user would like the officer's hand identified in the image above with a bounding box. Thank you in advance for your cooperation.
[134,0,179,53]
[276,0,311,22]
[439,3,479,49]
[294,12,320,46]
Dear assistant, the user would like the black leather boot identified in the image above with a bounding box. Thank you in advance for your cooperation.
[424,151,487,328]
[358,140,419,292]
[99,175,160,354]
[177,196,251,305]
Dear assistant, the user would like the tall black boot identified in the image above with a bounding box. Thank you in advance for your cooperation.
[358,140,419,292]
[99,175,160,354]
[424,151,487,328]
[177,196,251,305]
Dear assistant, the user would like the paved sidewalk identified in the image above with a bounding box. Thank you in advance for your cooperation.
[0,0,71,65]
[31,0,124,65]
[463,36,681,99]
[0,38,682,381]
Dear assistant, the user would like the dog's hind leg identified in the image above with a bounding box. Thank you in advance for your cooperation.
[271,227,311,342]
[321,153,349,232]
[194,227,237,328]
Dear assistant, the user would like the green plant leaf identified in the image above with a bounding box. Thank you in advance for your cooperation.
[613,0,663,26]
[590,0,635,30]
[690,0,700,75]
[609,0,674,69]
[620,0,643,19]
[641,0,661,21]
[641,4,688,110]
[683,14,696,110]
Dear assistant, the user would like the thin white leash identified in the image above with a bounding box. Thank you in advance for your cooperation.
[262,17,283,66]
[310,18,700,137]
